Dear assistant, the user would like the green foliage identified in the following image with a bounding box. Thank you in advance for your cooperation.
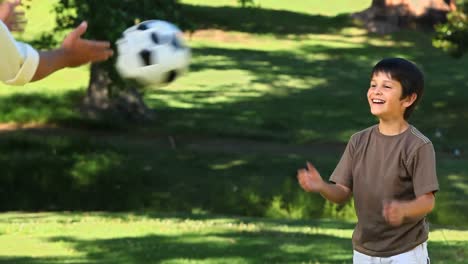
[433,10,468,58]
[322,200,357,221]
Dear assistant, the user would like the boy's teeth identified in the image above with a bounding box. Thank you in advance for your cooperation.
[373,99,385,103]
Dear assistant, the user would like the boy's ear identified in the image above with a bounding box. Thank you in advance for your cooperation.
[402,93,417,108]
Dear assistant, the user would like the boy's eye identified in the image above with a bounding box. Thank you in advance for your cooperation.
[370,84,376,88]
[384,85,392,89]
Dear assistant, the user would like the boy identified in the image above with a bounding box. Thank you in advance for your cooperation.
[0,0,113,85]
[297,58,438,263]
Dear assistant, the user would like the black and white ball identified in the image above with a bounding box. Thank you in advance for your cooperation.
[116,20,190,86]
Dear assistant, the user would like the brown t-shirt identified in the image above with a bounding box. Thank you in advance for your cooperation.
[330,125,439,257]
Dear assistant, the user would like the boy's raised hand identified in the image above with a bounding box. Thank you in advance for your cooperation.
[60,21,113,67]
[0,0,26,32]
[297,162,324,192]
[382,200,405,226]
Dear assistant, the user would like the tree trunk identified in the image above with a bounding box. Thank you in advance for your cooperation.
[81,63,154,122]
[353,0,457,34]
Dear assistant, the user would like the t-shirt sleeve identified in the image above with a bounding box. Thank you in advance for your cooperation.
[329,138,354,190]
[0,21,39,85]
[411,143,439,197]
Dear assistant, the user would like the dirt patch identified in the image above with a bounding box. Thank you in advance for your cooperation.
[186,29,254,44]
[0,123,461,159]
[0,122,345,157]
[0,122,57,132]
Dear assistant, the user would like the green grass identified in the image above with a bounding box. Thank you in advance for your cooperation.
[0,212,466,263]
[181,0,372,16]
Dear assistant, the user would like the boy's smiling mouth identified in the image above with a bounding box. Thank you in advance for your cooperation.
[372,99,386,104]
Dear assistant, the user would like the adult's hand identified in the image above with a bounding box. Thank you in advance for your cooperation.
[60,21,114,67]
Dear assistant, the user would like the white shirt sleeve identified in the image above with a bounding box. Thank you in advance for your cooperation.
[0,21,39,85]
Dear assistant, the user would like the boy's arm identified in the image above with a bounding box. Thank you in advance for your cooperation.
[382,192,435,226]
[32,21,113,82]
[297,162,352,204]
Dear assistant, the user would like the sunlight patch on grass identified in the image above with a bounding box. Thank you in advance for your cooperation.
[162,257,247,264]
[187,31,301,51]
[271,75,327,92]
[189,31,377,52]
[0,235,84,258]
[188,46,247,67]
[312,33,414,48]
[258,0,371,16]
[267,224,353,239]
[431,229,468,242]
[0,66,88,96]
[432,101,448,109]
[295,129,321,143]
[306,37,366,49]
[210,159,248,170]
[146,69,274,108]
[165,256,246,264]
[447,174,468,193]
[279,243,312,254]
[181,0,371,16]
[189,31,379,53]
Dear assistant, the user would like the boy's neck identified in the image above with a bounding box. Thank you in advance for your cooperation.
[378,119,409,136]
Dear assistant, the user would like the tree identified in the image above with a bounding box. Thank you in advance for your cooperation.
[353,0,457,34]
[52,0,184,121]
[433,5,468,57]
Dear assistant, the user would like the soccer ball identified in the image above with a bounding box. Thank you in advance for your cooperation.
[115,20,190,86]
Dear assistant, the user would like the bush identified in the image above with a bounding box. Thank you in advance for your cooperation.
[433,10,468,57]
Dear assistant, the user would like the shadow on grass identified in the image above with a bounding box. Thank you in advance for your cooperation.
[0,232,353,264]
[0,130,338,220]
[0,91,83,124]
[428,240,468,263]
[0,229,466,263]
[181,4,353,35]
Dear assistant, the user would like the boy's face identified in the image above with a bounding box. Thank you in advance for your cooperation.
[367,72,416,121]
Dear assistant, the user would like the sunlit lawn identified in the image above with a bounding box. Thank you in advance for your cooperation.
[0,212,466,264]
[180,0,371,16]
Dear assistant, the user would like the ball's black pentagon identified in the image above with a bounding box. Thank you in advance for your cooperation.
[171,35,183,49]
[151,32,160,44]
[139,49,152,66]
[137,22,150,30]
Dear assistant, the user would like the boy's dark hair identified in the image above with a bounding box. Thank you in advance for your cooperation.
[370,58,424,120]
